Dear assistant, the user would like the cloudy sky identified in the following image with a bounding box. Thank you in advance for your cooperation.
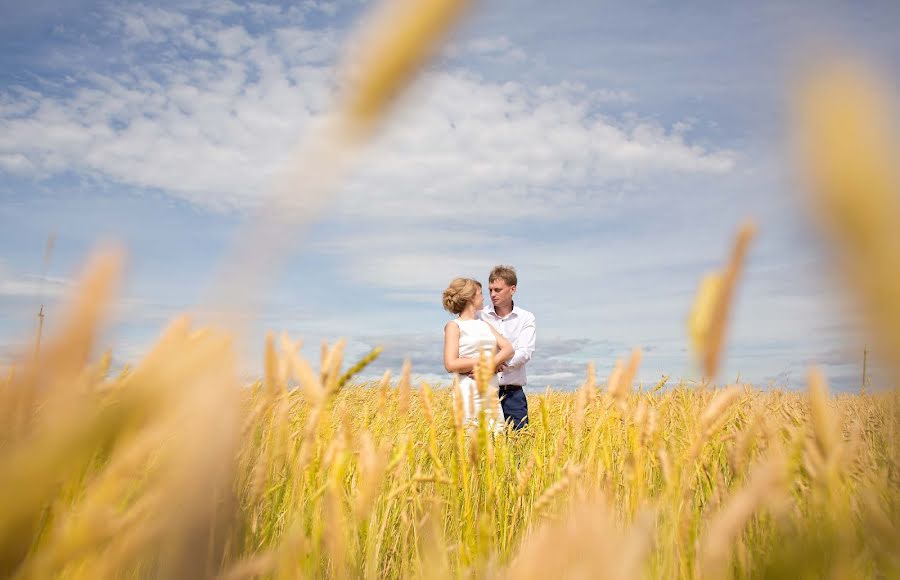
[2,0,898,390]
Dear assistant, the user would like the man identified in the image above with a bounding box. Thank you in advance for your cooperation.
[477,265,535,430]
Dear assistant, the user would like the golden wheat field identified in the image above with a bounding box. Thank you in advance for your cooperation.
[1,271,898,580]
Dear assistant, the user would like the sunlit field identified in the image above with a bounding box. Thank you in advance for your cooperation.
[2,293,898,579]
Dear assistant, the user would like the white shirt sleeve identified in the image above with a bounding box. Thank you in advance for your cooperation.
[507,313,535,368]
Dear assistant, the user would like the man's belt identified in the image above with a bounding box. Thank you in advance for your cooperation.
[499,384,523,391]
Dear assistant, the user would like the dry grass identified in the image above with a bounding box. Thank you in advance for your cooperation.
[1,269,898,579]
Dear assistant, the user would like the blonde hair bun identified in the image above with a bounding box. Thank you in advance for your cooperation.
[442,277,480,314]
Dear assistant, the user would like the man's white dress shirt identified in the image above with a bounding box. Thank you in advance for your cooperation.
[478,303,536,387]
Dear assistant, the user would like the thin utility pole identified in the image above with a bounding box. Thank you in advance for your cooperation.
[34,304,45,361]
[34,234,55,361]
[861,345,868,395]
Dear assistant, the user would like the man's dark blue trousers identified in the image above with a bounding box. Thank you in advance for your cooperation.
[499,385,528,430]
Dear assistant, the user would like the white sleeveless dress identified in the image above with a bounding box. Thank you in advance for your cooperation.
[451,319,502,429]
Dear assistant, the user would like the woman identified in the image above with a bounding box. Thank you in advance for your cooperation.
[442,277,514,429]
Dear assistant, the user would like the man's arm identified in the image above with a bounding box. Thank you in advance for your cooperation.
[506,314,535,369]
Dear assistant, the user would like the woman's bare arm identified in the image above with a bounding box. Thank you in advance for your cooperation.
[487,325,514,368]
[443,321,478,374]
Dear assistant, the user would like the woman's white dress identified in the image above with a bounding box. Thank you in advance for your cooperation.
[451,318,503,429]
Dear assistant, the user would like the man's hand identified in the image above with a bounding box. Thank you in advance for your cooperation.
[466,362,508,377]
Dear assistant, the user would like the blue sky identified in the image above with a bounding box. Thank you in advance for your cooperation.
[2,0,898,390]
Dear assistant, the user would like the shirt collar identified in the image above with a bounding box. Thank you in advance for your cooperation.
[483,301,518,319]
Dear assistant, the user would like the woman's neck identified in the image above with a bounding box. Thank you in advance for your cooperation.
[458,304,477,320]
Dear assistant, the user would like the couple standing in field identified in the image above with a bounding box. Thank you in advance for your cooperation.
[442,265,536,431]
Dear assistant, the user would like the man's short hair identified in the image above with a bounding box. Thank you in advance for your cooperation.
[489,265,517,287]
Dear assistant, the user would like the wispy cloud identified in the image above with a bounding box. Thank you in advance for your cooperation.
[0,3,734,222]
[0,260,72,299]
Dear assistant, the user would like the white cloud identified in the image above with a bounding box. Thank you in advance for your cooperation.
[530,371,579,383]
[334,70,734,221]
[0,153,34,174]
[0,3,735,224]
[0,262,72,299]
[467,35,516,55]
[215,26,255,56]
[0,277,67,298]
[444,35,529,64]
[303,0,340,17]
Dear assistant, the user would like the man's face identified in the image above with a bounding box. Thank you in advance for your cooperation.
[488,279,515,308]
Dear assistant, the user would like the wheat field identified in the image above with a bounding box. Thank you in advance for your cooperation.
[1,269,898,579]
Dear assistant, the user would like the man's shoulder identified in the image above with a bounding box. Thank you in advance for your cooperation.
[513,305,535,321]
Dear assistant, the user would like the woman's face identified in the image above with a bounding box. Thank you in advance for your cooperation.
[473,286,484,311]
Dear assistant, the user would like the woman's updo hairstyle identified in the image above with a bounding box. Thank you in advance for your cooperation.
[442,277,481,315]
